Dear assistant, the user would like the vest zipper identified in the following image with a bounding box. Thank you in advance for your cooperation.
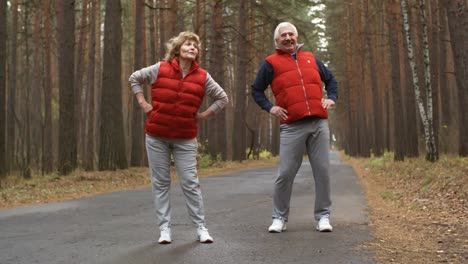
[294,57,311,114]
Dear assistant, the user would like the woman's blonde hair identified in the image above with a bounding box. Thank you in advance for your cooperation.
[164,31,201,62]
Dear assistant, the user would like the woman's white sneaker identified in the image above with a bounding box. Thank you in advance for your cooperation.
[316,217,333,232]
[197,226,214,243]
[268,219,287,233]
[158,226,172,244]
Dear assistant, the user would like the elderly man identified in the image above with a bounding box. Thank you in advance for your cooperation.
[251,22,338,233]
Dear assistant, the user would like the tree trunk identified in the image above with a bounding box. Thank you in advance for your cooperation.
[130,0,146,167]
[232,0,248,161]
[419,0,438,161]
[148,0,157,62]
[429,0,440,155]
[176,0,184,33]
[350,0,361,156]
[400,0,437,161]
[194,0,204,36]
[210,0,227,160]
[99,0,128,170]
[75,0,89,165]
[157,0,165,61]
[57,0,77,175]
[445,0,468,156]
[437,0,451,153]
[18,3,34,179]
[94,0,103,163]
[357,0,370,158]
[7,0,19,173]
[42,0,54,174]
[364,0,384,156]
[388,1,405,161]
[84,0,97,171]
[0,0,7,177]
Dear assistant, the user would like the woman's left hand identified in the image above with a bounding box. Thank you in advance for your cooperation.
[196,109,214,121]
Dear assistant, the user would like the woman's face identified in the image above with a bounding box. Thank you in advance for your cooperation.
[179,39,199,61]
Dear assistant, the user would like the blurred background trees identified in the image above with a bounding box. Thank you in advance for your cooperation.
[0,0,466,178]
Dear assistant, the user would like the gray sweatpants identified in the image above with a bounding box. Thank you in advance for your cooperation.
[145,135,206,231]
[273,118,332,222]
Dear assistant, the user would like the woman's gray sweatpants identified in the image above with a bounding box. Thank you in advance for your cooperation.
[145,135,206,231]
[273,118,332,222]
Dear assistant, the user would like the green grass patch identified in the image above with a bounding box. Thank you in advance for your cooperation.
[380,190,402,202]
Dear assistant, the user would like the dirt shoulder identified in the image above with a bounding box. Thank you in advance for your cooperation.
[344,153,467,264]
[0,158,278,209]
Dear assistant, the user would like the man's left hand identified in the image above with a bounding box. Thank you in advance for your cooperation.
[321,98,335,109]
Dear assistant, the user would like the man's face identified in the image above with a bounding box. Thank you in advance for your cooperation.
[275,26,297,54]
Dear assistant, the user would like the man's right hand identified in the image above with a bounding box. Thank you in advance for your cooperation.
[270,106,288,121]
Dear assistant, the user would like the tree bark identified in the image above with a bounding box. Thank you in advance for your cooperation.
[444,0,468,156]
[130,0,146,167]
[232,0,248,161]
[148,0,157,62]
[99,0,128,170]
[84,0,97,171]
[388,1,405,161]
[176,0,184,34]
[57,0,77,175]
[7,0,19,173]
[42,0,54,174]
[364,0,384,156]
[211,0,227,160]
[437,0,451,152]
[400,0,437,161]
[419,0,438,160]
[0,0,7,177]
[75,0,89,165]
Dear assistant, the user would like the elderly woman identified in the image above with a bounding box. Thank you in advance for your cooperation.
[129,32,228,244]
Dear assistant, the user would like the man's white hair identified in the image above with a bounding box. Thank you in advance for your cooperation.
[273,22,298,46]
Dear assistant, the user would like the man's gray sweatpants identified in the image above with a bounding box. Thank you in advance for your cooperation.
[145,135,206,231]
[273,118,332,222]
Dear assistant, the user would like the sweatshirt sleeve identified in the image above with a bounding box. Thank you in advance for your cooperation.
[204,73,229,113]
[251,60,274,112]
[315,58,338,102]
[128,62,160,94]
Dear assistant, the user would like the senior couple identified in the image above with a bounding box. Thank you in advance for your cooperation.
[128,22,337,244]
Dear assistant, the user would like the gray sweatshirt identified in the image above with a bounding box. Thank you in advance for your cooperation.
[129,62,228,113]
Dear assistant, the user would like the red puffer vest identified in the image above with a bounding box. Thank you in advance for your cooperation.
[266,48,327,124]
[145,58,206,139]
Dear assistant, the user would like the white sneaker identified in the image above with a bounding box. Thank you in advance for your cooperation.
[197,226,213,243]
[316,216,333,232]
[158,226,172,244]
[268,219,287,233]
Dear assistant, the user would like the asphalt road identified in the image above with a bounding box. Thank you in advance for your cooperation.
[0,151,375,264]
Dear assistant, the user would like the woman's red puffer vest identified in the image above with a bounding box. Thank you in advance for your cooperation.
[266,49,328,124]
[145,58,206,139]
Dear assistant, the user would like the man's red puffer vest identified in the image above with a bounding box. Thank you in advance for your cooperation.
[145,58,206,139]
[266,49,327,124]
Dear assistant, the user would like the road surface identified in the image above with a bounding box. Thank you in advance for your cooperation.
[0,151,374,264]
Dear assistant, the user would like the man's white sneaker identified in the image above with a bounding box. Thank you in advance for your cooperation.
[268,219,287,233]
[316,217,333,232]
[158,226,172,244]
[197,226,213,243]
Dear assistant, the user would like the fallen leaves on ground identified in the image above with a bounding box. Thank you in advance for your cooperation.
[345,153,467,264]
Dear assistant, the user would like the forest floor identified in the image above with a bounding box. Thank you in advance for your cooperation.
[345,153,467,264]
[0,154,466,264]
